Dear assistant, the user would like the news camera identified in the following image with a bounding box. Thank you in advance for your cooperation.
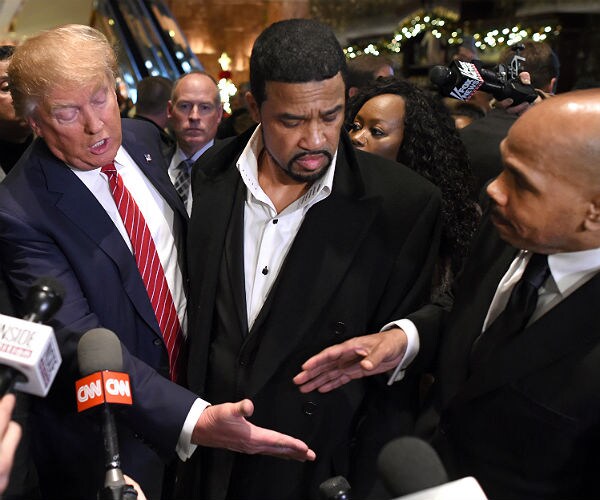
[429,44,538,105]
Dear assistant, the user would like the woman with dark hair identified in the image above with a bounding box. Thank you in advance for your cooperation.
[347,76,479,296]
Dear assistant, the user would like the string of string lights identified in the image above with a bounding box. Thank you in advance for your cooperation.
[343,8,560,58]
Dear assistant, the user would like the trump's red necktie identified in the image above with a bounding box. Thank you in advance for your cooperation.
[102,163,182,381]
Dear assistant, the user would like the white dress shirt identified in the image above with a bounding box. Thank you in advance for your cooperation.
[168,140,214,216]
[388,246,600,384]
[72,146,208,460]
[237,125,337,328]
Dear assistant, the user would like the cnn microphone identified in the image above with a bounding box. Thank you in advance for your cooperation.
[429,59,538,105]
[319,475,352,500]
[0,277,64,396]
[378,437,487,500]
[76,328,136,500]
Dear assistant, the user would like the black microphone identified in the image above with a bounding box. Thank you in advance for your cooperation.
[377,436,448,497]
[77,328,136,500]
[0,277,64,396]
[21,277,65,323]
[430,59,538,105]
[319,475,352,500]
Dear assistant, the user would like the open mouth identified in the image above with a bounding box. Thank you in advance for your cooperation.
[90,138,108,153]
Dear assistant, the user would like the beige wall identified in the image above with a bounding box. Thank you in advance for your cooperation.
[167,0,309,84]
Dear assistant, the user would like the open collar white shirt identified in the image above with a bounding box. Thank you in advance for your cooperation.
[236,125,337,329]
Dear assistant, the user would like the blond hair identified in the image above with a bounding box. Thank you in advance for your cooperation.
[8,24,118,118]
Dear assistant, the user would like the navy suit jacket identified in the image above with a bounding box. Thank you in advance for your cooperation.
[0,119,198,499]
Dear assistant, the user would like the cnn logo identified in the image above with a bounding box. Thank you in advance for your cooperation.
[76,371,133,412]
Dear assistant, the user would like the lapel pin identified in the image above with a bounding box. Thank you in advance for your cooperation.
[144,154,152,162]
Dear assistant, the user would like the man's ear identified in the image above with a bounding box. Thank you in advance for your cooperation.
[246,92,260,123]
[543,77,558,94]
[584,200,600,231]
[166,100,174,119]
[27,116,42,138]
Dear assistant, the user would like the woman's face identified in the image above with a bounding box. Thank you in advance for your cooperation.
[349,93,406,161]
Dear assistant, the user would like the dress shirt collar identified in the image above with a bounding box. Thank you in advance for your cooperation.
[69,146,131,180]
[512,247,600,297]
[547,247,600,296]
[171,140,215,169]
[236,124,336,213]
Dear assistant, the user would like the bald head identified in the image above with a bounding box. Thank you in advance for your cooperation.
[487,89,600,253]
[507,89,600,186]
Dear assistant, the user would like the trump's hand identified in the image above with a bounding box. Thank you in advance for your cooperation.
[293,328,408,393]
[192,399,316,462]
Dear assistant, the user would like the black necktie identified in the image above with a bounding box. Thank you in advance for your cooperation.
[174,159,192,205]
[471,253,550,368]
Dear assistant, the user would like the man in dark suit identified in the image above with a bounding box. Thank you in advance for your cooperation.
[296,88,600,499]
[167,71,223,215]
[0,24,314,500]
[133,75,176,159]
[178,19,442,500]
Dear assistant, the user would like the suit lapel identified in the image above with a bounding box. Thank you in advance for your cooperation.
[455,267,600,405]
[121,124,188,223]
[223,181,249,335]
[438,219,517,405]
[38,145,161,337]
[186,152,243,393]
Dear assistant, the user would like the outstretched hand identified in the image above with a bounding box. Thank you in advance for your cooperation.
[192,399,316,462]
[293,328,408,393]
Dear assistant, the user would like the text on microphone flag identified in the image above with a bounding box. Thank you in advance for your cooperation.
[76,370,133,412]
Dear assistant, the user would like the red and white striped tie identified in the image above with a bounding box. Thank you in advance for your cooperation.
[102,163,183,382]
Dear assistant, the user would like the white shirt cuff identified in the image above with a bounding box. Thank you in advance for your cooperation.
[176,398,211,461]
[381,319,420,385]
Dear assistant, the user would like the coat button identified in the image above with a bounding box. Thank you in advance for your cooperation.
[332,321,346,336]
[303,401,317,416]
[153,338,162,346]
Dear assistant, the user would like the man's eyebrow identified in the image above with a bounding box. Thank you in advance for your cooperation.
[505,162,536,190]
[322,104,343,116]
[278,112,305,121]
[279,105,343,121]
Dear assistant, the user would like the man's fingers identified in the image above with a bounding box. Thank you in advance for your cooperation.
[300,343,348,371]
[519,71,532,85]
[269,444,316,462]
[296,369,343,393]
[0,395,16,436]
[359,343,387,371]
[227,399,254,419]
[2,422,21,454]
[236,426,316,461]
